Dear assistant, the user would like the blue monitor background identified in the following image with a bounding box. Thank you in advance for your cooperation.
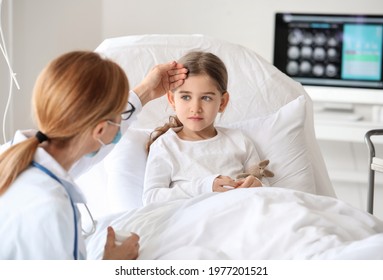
[342,24,383,81]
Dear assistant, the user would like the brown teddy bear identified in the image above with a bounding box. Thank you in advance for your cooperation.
[236,159,274,181]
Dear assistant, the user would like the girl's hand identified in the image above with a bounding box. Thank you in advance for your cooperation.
[103,226,140,260]
[213,175,237,192]
[236,175,263,188]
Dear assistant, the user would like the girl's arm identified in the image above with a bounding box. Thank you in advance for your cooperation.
[143,144,218,205]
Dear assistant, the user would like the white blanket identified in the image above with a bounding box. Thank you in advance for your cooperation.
[86,187,383,260]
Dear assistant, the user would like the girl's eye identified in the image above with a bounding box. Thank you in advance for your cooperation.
[202,96,213,101]
[181,95,191,101]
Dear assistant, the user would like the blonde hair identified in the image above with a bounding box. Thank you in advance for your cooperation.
[146,51,228,152]
[0,51,129,195]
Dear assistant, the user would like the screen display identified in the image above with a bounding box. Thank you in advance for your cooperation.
[273,13,383,89]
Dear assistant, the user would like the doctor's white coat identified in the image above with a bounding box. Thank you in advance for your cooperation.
[0,92,141,259]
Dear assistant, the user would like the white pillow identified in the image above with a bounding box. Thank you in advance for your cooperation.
[224,95,316,194]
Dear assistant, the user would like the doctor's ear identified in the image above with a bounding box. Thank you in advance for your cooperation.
[92,121,108,139]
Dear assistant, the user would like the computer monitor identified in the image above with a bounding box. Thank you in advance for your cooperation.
[273,13,383,90]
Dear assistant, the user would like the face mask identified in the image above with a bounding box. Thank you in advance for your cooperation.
[111,128,122,144]
[86,121,122,158]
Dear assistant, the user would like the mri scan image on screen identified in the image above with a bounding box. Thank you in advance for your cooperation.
[273,13,383,90]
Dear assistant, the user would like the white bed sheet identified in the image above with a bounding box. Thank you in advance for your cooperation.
[86,187,383,260]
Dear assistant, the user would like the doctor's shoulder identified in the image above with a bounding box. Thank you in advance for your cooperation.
[0,168,74,259]
[0,140,11,155]
[1,166,72,214]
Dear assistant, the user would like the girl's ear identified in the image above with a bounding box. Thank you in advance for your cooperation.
[219,92,230,112]
[167,90,176,109]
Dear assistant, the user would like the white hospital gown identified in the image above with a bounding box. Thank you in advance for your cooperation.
[143,127,268,205]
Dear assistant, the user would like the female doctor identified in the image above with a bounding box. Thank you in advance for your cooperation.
[0,51,187,259]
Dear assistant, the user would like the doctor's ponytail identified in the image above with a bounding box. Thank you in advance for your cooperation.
[0,136,42,195]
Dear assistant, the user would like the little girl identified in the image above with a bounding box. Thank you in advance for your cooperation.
[143,51,267,205]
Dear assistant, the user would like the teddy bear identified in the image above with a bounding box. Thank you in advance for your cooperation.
[236,159,274,181]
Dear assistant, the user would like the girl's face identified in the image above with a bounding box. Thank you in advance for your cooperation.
[167,74,229,140]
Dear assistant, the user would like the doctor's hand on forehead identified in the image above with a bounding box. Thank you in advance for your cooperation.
[134,61,188,106]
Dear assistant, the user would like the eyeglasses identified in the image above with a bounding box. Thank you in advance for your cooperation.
[121,102,136,120]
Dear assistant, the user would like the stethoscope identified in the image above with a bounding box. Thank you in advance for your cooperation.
[79,203,97,238]
[31,161,97,259]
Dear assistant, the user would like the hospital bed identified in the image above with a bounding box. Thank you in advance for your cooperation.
[78,34,383,259]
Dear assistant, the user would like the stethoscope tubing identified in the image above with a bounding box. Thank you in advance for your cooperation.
[31,161,79,260]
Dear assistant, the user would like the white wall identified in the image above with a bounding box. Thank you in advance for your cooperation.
[0,0,13,142]
[2,0,382,142]
[101,0,383,62]
[1,0,102,143]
